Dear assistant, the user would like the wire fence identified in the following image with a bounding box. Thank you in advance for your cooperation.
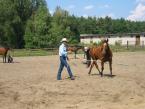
[126,41,145,49]
[8,41,145,57]
[10,48,58,57]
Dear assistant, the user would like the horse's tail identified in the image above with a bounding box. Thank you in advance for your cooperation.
[86,48,91,68]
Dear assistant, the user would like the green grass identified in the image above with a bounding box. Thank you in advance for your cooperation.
[110,45,145,52]
[8,46,145,57]
[10,49,58,57]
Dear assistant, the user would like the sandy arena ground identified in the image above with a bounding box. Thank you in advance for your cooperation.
[0,52,145,109]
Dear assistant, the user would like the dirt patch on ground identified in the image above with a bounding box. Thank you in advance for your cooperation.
[0,52,145,109]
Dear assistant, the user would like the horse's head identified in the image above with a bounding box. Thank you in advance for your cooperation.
[84,46,89,52]
[67,46,75,52]
[6,47,10,50]
[67,45,84,53]
[102,38,110,55]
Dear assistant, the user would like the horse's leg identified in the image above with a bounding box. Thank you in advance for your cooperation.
[84,51,86,59]
[88,61,94,75]
[2,54,6,63]
[94,61,102,75]
[3,56,6,63]
[5,52,7,63]
[74,51,77,59]
[109,60,112,76]
[100,61,104,76]
[3,56,4,63]
[4,55,6,63]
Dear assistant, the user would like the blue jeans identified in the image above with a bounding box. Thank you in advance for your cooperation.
[57,56,73,80]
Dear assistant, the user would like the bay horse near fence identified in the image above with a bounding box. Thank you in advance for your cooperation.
[0,47,10,63]
[67,45,84,59]
[86,39,113,77]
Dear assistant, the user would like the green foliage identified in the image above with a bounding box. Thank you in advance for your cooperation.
[13,49,57,57]
[1,1,145,49]
[24,1,51,48]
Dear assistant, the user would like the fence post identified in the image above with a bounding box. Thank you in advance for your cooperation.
[142,41,144,48]
[127,40,129,49]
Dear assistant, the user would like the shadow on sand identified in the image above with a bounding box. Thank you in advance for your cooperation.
[0,61,20,64]
[90,73,116,78]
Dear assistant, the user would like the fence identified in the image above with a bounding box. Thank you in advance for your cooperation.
[11,48,58,57]
[126,41,144,49]
[112,40,145,52]
[8,43,145,57]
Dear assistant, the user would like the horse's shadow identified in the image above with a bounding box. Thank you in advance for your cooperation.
[0,61,20,63]
[90,73,116,78]
[11,61,21,63]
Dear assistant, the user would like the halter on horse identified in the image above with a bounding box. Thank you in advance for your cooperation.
[86,39,113,77]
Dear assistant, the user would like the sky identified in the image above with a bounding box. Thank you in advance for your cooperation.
[46,0,145,21]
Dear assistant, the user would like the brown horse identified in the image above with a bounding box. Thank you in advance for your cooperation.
[67,45,84,59]
[0,47,10,63]
[86,39,113,77]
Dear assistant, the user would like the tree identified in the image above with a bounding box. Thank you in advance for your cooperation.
[49,6,72,47]
[0,0,17,47]
[1,1,145,49]
[24,0,51,48]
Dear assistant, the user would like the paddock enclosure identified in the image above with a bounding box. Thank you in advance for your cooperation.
[0,52,145,109]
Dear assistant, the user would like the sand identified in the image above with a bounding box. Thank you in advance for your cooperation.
[0,52,145,109]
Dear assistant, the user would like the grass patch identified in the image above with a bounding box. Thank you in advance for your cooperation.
[110,45,145,52]
[8,46,145,57]
[10,49,58,57]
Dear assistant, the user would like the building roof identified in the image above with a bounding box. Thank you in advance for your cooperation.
[80,32,145,38]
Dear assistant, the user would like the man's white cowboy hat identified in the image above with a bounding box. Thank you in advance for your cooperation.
[61,38,68,42]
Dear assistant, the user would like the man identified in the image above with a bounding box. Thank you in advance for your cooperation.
[57,38,75,80]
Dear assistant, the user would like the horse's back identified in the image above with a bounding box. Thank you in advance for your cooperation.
[89,45,112,61]
[89,46,103,59]
[0,47,8,55]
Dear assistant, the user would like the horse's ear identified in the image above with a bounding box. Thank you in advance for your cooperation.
[106,38,109,43]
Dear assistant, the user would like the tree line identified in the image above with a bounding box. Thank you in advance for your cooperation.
[0,0,145,48]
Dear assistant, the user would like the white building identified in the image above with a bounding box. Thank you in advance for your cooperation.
[80,33,145,46]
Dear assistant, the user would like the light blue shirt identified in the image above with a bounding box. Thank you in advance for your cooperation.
[59,43,67,57]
